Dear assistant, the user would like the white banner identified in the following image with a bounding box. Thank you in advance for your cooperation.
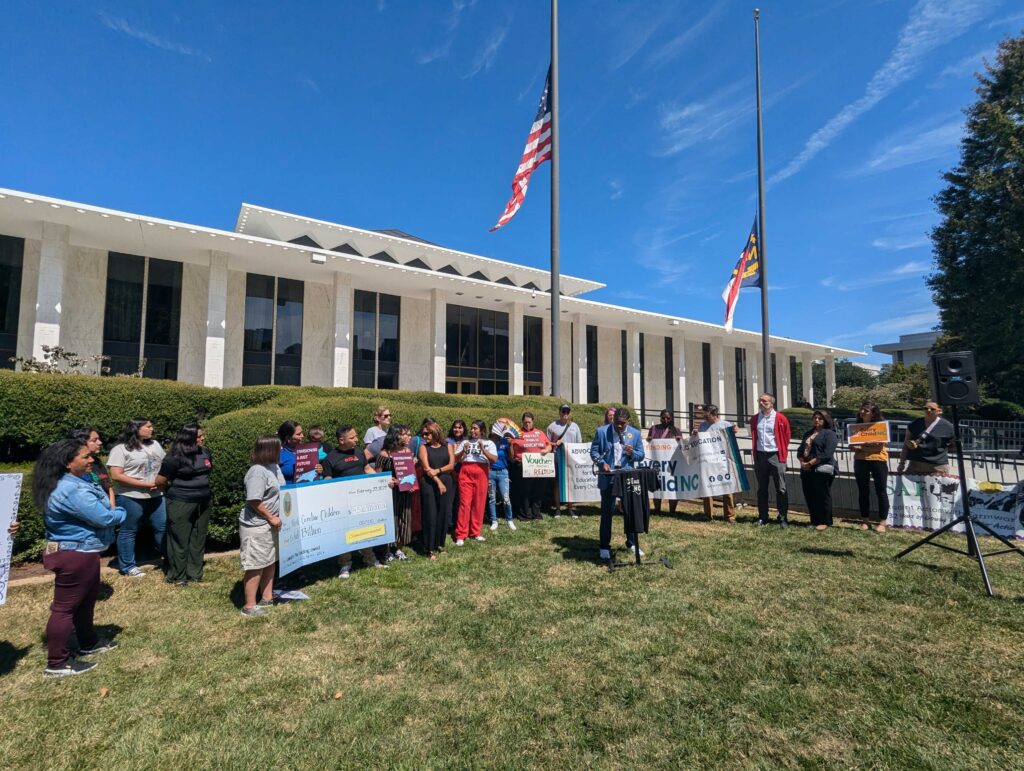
[888,475,1024,540]
[558,443,601,503]
[641,432,750,500]
[522,452,555,478]
[0,474,24,606]
[279,473,395,577]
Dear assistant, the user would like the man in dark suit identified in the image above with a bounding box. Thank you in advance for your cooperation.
[590,407,646,560]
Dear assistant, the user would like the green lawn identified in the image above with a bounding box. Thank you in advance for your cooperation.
[3,507,1024,769]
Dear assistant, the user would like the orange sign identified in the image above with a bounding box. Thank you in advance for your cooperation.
[847,421,890,445]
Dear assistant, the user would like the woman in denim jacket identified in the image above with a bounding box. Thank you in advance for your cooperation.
[33,438,127,677]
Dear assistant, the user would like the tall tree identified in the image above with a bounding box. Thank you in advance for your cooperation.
[930,35,1024,401]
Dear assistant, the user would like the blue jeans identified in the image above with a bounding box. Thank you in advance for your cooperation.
[116,495,167,573]
[488,468,512,523]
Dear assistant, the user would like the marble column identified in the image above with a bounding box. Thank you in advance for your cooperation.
[572,313,587,404]
[626,326,642,412]
[509,301,524,396]
[801,352,815,407]
[332,272,353,388]
[33,223,69,359]
[203,251,228,388]
[429,288,446,393]
[712,338,727,414]
[825,353,837,407]
[747,342,761,416]
[673,331,687,417]
[778,352,791,409]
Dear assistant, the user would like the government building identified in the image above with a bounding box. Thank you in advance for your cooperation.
[0,188,856,419]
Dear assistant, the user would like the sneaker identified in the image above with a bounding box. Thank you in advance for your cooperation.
[395,549,408,560]
[626,544,645,557]
[754,520,769,527]
[553,512,561,518]
[121,566,145,578]
[473,535,486,542]
[44,659,96,677]
[571,513,580,519]
[455,539,465,546]
[257,599,275,608]
[506,520,517,531]
[241,606,265,617]
[599,548,612,560]
[385,552,396,562]
[490,521,499,531]
[78,640,119,656]
[338,567,351,579]
[372,561,389,569]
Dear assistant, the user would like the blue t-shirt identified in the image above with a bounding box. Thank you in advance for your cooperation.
[279,446,296,483]
[490,438,511,471]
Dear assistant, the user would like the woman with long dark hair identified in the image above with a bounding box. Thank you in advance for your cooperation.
[34,438,126,676]
[853,402,889,533]
[454,419,497,545]
[447,420,467,533]
[418,421,454,560]
[108,417,166,577]
[156,424,213,585]
[239,436,285,616]
[67,426,115,509]
[798,410,840,530]
[277,420,322,484]
[375,424,414,560]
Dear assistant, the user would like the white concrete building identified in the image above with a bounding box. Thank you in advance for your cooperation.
[0,188,858,419]
[872,331,939,367]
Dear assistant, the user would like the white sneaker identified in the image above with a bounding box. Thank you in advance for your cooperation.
[372,561,389,569]
[490,521,498,531]
[455,539,465,546]
[473,535,486,542]
[627,544,645,557]
[599,548,611,560]
[506,520,517,531]
[338,567,351,579]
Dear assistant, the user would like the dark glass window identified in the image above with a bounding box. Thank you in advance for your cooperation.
[0,235,24,369]
[586,325,599,403]
[639,333,646,419]
[447,304,509,395]
[524,315,542,394]
[664,336,674,412]
[243,274,275,385]
[790,356,798,404]
[621,330,628,404]
[274,278,304,386]
[142,259,181,380]
[702,342,712,406]
[102,253,146,376]
[353,289,400,390]
[735,347,747,418]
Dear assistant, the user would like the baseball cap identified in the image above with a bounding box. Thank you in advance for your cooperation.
[559,404,572,413]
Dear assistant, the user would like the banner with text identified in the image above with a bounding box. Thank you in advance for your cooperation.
[279,473,394,576]
[888,475,1024,540]
[522,452,556,478]
[558,443,601,503]
[642,431,750,500]
[0,474,24,605]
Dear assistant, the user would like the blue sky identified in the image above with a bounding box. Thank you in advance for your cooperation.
[1,0,1021,363]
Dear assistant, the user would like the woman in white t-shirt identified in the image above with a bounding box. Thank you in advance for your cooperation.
[108,418,167,577]
[453,420,498,545]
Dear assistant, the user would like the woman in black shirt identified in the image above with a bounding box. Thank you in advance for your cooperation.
[798,410,839,530]
[418,421,454,560]
[156,424,213,585]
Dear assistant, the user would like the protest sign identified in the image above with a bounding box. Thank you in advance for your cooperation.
[294,442,321,483]
[642,431,749,500]
[847,421,890,445]
[558,443,601,503]
[278,473,394,576]
[522,452,555,478]
[0,474,24,605]
[391,449,418,492]
[888,475,1024,540]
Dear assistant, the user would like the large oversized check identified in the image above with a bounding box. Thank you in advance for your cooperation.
[278,473,395,576]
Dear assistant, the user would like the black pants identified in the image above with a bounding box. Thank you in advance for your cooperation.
[165,498,211,582]
[519,477,544,520]
[800,470,834,526]
[598,487,634,550]
[755,454,789,522]
[419,475,453,553]
[43,549,101,668]
[854,459,889,521]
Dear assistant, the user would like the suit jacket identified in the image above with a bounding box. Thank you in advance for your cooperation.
[590,423,646,491]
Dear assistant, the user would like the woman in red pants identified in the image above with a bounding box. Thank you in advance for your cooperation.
[453,420,498,546]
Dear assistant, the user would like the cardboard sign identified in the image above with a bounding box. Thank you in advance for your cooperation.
[0,474,24,605]
[391,449,418,492]
[522,452,555,478]
[847,421,890,446]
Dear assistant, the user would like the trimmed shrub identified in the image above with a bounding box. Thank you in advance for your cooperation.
[972,400,1024,421]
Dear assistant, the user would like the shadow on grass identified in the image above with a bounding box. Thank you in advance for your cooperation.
[0,640,30,676]
[799,547,856,558]
[550,535,604,565]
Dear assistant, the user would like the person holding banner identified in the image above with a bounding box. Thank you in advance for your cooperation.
[547,405,582,517]
[277,421,323,484]
[454,420,498,545]
[418,421,455,560]
[798,410,839,530]
[897,401,955,476]
[375,425,415,560]
[751,393,791,527]
[693,405,737,523]
[513,413,552,521]
[649,409,683,516]
[852,402,889,532]
[591,407,646,560]
[240,437,285,617]
[34,438,127,676]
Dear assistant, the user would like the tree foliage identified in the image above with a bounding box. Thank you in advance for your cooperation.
[930,35,1024,402]
[792,358,877,406]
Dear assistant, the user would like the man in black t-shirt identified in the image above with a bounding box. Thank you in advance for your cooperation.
[323,425,387,578]
[897,401,956,476]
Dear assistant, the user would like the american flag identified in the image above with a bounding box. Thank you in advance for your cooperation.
[490,67,552,232]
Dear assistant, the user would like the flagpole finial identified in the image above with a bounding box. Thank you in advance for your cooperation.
[754,8,759,19]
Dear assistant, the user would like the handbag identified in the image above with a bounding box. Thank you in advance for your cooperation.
[814,463,836,476]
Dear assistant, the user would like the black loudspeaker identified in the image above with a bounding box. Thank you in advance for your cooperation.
[928,351,979,406]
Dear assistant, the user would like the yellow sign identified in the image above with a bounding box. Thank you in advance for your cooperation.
[346,523,387,544]
[847,421,890,445]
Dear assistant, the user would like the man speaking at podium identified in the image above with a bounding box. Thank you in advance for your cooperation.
[590,408,646,561]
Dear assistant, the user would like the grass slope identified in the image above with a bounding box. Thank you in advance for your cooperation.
[3,508,1024,769]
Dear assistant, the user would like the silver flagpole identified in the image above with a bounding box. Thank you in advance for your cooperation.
[550,0,561,397]
[754,8,771,394]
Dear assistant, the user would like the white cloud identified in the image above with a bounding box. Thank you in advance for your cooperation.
[656,80,750,156]
[871,236,931,250]
[645,2,725,69]
[988,11,1024,28]
[608,180,624,201]
[418,39,453,64]
[607,8,672,72]
[298,77,321,93]
[826,309,939,345]
[857,119,963,174]
[821,259,931,291]
[770,0,987,186]
[97,11,211,62]
[463,19,510,78]
[938,48,991,80]
[625,87,648,110]
[447,0,477,33]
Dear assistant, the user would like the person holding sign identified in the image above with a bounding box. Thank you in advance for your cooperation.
[34,438,127,676]
[240,437,285,617]
[487,424,516,532]
[897,401,955,476]
[590,407,646,560]
[649,409,683,516]
[798,410,839,530]
[454,420,498,545]
[277,421,324,484]
[375,425,415,560]
[692,405,737,523]
[547,405,582,518]
[418,421,455,560]
[851,402,889,532]
[512,413,552,521]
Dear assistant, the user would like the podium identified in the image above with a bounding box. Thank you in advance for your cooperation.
[599,467,672,572]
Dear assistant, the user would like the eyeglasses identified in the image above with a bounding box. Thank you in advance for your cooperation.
[381,414,391,419]
[925,407,939,412]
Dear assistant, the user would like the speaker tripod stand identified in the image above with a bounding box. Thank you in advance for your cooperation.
[894,404,1024,597]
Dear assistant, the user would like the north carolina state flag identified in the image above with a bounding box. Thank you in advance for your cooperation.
[722,219,760,332]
